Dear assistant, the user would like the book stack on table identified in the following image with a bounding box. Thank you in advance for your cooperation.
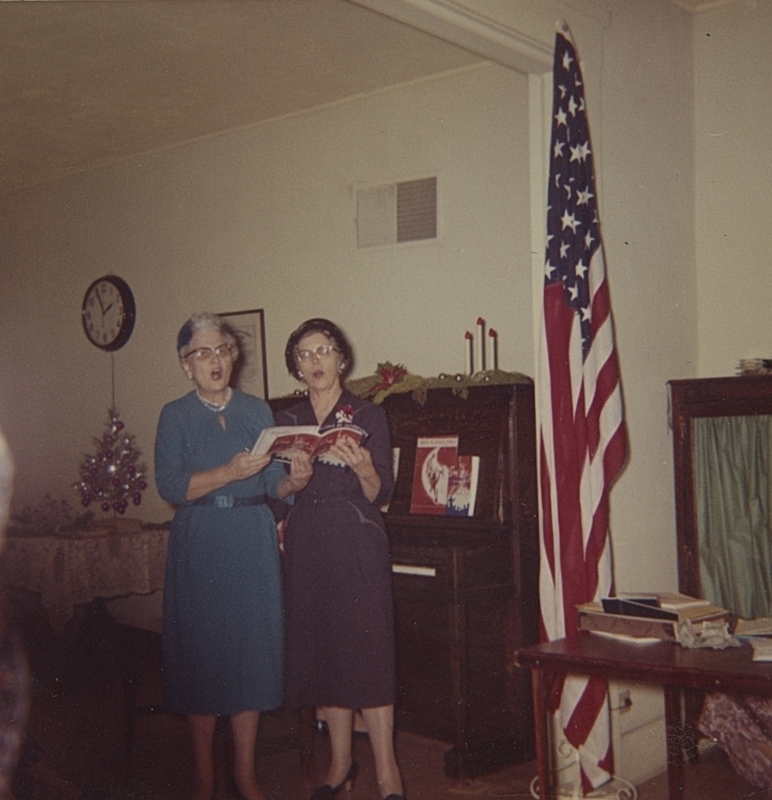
[577,593,730,641]
[733,617,772,660]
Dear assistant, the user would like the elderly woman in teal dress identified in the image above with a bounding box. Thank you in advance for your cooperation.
[155,312,310,800]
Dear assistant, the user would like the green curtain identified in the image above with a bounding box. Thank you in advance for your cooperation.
[694,415,772,619]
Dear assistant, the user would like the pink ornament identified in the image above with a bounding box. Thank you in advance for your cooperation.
[101,501,111,512]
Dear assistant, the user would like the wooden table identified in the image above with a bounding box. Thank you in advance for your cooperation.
[516,633,772,800]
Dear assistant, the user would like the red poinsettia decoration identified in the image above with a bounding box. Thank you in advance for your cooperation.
[368,362,408,394]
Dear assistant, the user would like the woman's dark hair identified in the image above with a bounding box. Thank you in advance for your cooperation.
[284,318,354,381]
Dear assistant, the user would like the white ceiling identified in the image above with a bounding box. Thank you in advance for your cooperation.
[0,0,738,198]
[0,0,484,197]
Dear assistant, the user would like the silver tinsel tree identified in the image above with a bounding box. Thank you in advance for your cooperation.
[74,407,148,515]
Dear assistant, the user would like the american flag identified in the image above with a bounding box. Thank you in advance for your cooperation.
[538,27,627,793]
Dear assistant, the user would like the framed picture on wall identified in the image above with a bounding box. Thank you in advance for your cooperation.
[218,308,269,399]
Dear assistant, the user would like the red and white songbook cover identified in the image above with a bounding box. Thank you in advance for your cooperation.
[410,436,458,515]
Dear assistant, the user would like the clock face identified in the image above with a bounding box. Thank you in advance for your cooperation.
[81,276,136,351]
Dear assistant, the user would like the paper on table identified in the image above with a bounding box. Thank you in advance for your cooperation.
[735,617,772,637]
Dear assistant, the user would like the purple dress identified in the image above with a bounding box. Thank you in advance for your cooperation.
[277,391,396,710]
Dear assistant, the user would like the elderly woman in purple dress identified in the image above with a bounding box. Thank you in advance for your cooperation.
[276,318,405,800]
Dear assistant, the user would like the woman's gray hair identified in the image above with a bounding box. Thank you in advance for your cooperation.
[176,312,239,359]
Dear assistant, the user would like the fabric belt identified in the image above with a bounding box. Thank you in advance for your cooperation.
[189,494,267,508]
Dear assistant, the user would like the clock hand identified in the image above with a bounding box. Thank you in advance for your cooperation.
[103,301,114,315]
[96,290,106,317]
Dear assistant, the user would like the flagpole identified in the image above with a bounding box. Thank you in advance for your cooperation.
[537,23,627,795]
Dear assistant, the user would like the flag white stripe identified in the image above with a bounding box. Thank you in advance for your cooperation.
[588,244,606,299]
[570,314,584,414]
[582,314,614,412]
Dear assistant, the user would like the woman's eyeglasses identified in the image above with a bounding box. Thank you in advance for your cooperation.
[185,344,234,362]
[295,344,340,362]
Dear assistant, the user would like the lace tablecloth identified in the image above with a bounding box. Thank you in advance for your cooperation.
[0,528,169,631]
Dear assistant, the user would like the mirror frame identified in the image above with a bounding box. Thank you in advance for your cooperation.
[669,374,772,600]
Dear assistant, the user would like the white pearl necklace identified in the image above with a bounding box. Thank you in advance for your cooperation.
[196,387,232,413]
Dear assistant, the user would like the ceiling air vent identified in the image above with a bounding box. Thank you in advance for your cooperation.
[357,176,437,248]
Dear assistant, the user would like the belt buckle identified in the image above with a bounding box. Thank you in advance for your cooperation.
[214,495,233,508]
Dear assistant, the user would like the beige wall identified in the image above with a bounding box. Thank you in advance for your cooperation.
[0,0,739,598]
[694,0,772,376]
[596,1,695,592]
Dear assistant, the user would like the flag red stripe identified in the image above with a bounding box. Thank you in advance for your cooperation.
[603,421,627,487]
[565,676,608,748]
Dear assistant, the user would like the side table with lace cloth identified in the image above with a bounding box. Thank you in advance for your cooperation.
[0,529,169,633]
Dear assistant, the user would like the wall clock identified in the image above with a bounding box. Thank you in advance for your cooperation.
[81,275,136,351]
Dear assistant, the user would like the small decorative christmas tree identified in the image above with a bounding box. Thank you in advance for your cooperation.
[74,407,148,515]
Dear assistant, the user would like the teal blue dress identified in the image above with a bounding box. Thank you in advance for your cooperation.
[154,390,288,716]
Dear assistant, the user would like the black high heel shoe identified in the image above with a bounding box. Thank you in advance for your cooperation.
[308,761,359,800]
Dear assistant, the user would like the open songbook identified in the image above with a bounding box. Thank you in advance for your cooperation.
[251,425,367,467]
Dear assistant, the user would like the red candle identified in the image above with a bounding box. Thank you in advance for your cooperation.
[489,328,498,370]
[465,331,474,375]
[477,317,486,371]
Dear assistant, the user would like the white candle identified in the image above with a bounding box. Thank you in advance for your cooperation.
[477,317,486,371]
[489,328,498,370]
[465,331,474,375]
